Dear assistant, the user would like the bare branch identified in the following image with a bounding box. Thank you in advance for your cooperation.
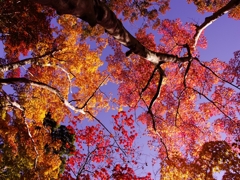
[86,110,127,156]
[0,89,39,168]
[80,75,109,109]
[0,50,57,73]
[148,66,165,131]
[0,78,85,114]
[192,88,232,120]
[192,0,240,50]
[195,58,240,90]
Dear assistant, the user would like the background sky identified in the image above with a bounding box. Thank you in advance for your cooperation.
[95,1,240,179]
[0,0,239,179]
[80,1,239,179]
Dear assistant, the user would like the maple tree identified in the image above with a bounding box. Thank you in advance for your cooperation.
[0,111,74,179]
[0,0,240,179]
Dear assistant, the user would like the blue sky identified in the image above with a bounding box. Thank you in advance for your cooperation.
[0,0,239,179]
[94,1,240,179]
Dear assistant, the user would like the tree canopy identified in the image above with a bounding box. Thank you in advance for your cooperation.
[0,0,240,179]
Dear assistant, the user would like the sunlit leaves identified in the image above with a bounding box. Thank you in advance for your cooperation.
[62,111,149,179]
[161,141,240,179]
[0,0,240,179]
[0,0,54,60]
[0,112,73,179]
[158,19,207,55]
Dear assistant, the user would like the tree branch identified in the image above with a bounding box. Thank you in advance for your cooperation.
[191,87,232,120]
[195,58,240,90]
[192,0,240,50]
[32,0,240,65]
[139,65,159,98]
[0,78,85,114]
[80,75,108,109]
[0,50,57,73]
[174,88,186,126]
[0,89,39,169]
[43,63,73,93]
[32,0,191,65]
[147,65,165,131]
[155,131,169,160]
[86,110,127,156]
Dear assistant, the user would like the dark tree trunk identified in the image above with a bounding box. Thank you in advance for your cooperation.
[33,0,99,26]
[32,0,190,64]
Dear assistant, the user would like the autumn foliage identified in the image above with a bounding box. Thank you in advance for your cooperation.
[0,0,240,179]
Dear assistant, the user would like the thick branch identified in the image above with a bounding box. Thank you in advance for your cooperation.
[32,0,190,65]
[148,66,165,131]
[193,0,240,49]
[32,0,240,64]
[96,2,190,64]
[0,78,85,114]
[0,50,57,73]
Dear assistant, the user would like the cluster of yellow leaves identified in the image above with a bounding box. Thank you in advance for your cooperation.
[0,109,62,179]
[161,141,240,179]
[22,14,109,123]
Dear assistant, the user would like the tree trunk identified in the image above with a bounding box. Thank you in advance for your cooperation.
[33,0,240,64]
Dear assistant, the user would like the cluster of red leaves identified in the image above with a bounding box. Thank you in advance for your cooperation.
[1,0,54,52]
[158,19,207,55]
[187,0,240,19]
[1,0,55,78]
[61,111,151,179]
[111,164,151,180]
[112,111,138,150]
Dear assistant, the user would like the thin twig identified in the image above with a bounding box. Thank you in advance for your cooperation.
[174,88,186,126]
[195,58,240,90]
[86,110,127,156]
[183,61,192,88]
[155,131,169,160]
[80,75,109,109]
[192,88,232,120]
